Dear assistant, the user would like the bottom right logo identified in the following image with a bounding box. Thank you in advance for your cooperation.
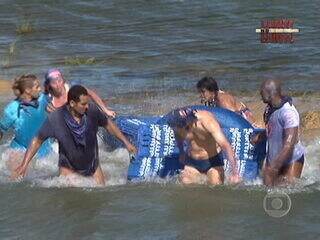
[263,192,292,218]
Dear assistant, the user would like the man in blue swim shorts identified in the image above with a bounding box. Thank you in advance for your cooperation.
[167,108,240,185]
[0,74,52,171]
[259,79,305,186]
[14,85,136,185]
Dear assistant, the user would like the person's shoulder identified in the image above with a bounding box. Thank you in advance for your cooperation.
[0,100,19,124]
[276,103,299,126]
[281,102,299,116]
[88,102,98,110]
[86,103,101,116]
[196,110,216,121]
[38,93,51,105]
[47,105,65,120]
[4,99,19,108]
[3,100,19,114]
[281,102,298,112]
[55,105,67,114]
[87,103,108,124]
[219,91,234,100]
[217,91,237,108]
[38,92,49,101]
[196,110,220,129]
[89,102,103,111]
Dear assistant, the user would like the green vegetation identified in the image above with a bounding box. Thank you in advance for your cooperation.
[64,56,98,65]
[1,41,17,68]
[16,20,35,35]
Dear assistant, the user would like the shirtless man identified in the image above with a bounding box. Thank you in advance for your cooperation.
[13,85,136,186]
[167,108,240,185]
[196,76,255,125]
[259,79,305,186]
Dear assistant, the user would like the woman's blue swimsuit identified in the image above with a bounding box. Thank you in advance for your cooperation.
[0,93,52,158]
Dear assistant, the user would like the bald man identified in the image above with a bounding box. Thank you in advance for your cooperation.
[259,79,305,186]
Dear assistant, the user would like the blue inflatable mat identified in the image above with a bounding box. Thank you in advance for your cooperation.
[102,106,266,181]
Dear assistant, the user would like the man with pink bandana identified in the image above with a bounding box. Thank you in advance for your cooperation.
[44,68,115,118]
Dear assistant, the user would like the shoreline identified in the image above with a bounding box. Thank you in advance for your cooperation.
[0,79,11,93]
[1,80,319,141]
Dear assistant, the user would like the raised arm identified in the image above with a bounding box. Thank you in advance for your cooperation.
[86,88,116,118]
[12,137,44,179]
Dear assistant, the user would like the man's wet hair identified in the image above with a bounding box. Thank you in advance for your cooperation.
[196,76,219,92]
[67,85,88,103]
[167,108,197,128]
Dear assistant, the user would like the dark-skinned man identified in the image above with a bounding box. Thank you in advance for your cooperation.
[13,85,136,186]
[258,79,305,186]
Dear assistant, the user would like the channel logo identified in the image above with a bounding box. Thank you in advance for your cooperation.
[256,19,299,43]
[263,192,292,218]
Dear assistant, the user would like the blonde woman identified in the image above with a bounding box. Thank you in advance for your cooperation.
[0,74,52,171]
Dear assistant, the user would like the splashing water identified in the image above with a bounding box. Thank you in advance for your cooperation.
[0,139,131,188]
[0,136,319,192]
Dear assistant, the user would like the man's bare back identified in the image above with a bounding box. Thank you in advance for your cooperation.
[197,77,257,126]
[216,91,244,112]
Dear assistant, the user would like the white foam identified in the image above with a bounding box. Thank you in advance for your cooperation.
[0,137,320,191]
[0,139,131,188]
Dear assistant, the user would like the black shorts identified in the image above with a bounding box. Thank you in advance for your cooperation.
[185,152,224,173]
